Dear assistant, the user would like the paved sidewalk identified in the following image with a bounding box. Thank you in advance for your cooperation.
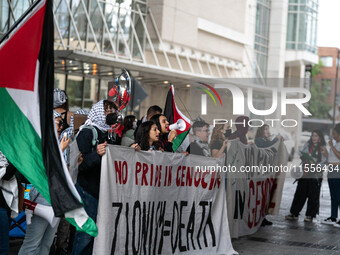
[232,171,339,255]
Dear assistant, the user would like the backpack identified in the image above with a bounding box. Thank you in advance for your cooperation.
[69,125,98,184]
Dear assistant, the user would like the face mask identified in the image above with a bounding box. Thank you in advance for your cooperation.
[133,121,137,129]
[224,129,232,139]
[106,112,122,125]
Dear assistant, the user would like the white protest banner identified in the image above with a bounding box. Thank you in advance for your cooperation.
[226,140,287,238]
[94,145,237,255]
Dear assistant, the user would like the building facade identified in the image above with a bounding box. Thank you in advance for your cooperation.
[1,0,319,130]
[316,47,340,119]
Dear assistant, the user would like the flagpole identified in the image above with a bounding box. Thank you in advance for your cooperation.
[0,0,43,45]
[175,89,193,120]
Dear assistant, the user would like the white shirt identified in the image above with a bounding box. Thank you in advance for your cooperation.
[328,140,340,163]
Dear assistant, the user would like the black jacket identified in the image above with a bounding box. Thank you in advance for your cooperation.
[77,126,107,199]
[154,135,173,152]
[186,142,205,156]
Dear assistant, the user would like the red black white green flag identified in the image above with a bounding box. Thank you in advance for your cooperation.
[164,85,191,151]
[0,0,97,236]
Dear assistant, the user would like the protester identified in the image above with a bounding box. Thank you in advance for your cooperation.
[18,111,70,255]
[72,100,116,255]
[140,105,162,123]
[150,114,177,152]
[134,105,162,141]
[0,152,19,255]
[229,116,249,145]
[255,125,283,226]
[286,130,327,222]
[255,124,283,148]
[121,115,137,146]
[54,88,74,133]
[322,124,340,226]
[135,121,160,151]
[209,123,230,158]
[187,120,211,156]
[54,109,88,255]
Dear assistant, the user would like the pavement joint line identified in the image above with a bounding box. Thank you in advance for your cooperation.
[243,236,339,250]
[268,222,340,235]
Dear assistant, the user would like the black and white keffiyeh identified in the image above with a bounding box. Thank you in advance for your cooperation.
[74,109,88,115]
[53,88,67,108]
[53,110,62,119]
[192,136,211,157]
[0,151,8,169]
[82,100,110,132]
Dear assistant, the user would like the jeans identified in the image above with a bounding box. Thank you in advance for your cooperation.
[328,178,340,219]
[0,207,10,255]
[18,214,59,255]
[72,183,98,255]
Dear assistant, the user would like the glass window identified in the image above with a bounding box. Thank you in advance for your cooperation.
[337,58,340,67]
[66,75,83,110]
[99,80,109,101]
[54,74,66,90]
[320,56,333,67]
[286,0,318,53]
[254,0,271,78]
[0,1,9,37]
[83,78,99,110]
[287,13,297,42]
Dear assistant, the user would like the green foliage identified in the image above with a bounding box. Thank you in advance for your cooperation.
[309,61,332,118]
[309,80,332,118]
[311,60,323,78]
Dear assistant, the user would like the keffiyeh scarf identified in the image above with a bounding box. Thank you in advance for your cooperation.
[193,136,211,157]
[53,88,67,108]
[82,100,111,132]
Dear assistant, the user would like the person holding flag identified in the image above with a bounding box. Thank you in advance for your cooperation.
[0,0,97,242]
[163,85,191,152]
[150,114,177,152]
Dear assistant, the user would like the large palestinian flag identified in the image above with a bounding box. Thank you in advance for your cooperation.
[164,85,191,151]
[0,0,97,236]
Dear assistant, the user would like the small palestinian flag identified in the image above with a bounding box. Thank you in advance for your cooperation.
[0,0,97,236]
[164,85,191,151]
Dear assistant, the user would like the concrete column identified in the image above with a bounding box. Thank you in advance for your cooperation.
[267,0,289,78]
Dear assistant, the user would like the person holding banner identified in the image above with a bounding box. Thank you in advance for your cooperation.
[121,115,137,146]
[187,120,211,156]
[136,121,161,151]
[209,123,230,158]
[150,114,177,152]
[72,100,116,255]
[229,116,249,145]
[134,105,162,141]
[255,124,284,226]
[255,124,283,148]
[286,130,327,222]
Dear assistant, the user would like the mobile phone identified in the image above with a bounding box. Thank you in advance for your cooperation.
[63,132,68,140]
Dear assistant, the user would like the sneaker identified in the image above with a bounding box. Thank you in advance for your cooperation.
[334,221,340,228]
[321,217,337,225]
[285,214,298,220]
[304,216,313,222]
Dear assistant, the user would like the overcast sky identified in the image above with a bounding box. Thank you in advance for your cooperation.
[318,0,340,48]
